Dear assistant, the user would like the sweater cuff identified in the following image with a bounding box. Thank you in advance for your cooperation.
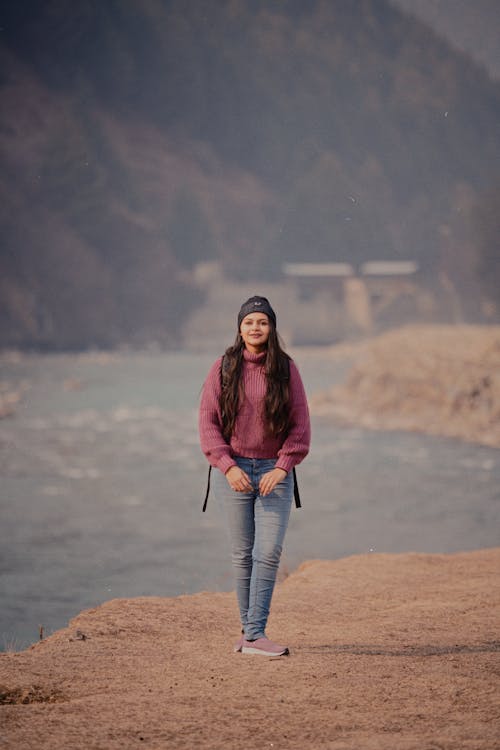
[275,456,294,474]
[217,454,237,475]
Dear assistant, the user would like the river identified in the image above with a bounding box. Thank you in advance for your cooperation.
[1,349,498,650]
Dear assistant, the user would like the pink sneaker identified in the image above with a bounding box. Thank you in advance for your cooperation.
[241,637,289,656]
[233,630,245,653]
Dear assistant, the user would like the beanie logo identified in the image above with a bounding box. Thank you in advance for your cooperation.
[254,301,262,306]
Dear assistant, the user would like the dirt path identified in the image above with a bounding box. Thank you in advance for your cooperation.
[1,548,499,749]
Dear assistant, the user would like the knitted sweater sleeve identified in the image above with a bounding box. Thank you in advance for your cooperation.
[275,360,311,474]
[198,357,237,475]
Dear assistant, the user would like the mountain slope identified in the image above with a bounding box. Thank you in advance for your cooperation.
[1,0,499,348]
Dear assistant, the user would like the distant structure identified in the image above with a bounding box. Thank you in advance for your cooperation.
[282,262,354,300]
[283,262,355,278]
[359,261,418,276]
[184,259,426,350]
[283,260,420,334]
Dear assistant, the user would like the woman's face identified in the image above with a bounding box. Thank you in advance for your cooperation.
[240,313,270,353]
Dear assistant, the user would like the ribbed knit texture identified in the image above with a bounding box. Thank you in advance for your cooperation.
[199,348,311,474]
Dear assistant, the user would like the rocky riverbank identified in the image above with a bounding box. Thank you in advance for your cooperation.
[310,325,500,448]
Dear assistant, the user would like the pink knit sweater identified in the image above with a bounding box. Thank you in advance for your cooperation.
[199,349,311,475]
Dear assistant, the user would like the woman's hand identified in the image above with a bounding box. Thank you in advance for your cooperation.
[225,466,253,492]
[259,468,287,496]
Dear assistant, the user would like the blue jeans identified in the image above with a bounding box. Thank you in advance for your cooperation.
[213,457,293,640]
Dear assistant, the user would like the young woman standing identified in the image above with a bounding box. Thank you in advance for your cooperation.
[199,296,311,656]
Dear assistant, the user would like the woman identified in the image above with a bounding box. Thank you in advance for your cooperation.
[199,295,311,656]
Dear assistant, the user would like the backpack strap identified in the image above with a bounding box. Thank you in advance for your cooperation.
[292,467,301,509]
[202,465,212,513]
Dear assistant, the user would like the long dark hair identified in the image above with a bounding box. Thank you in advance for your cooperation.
[220,322,291,440]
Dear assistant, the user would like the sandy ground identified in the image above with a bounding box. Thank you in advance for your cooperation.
[310,325,500,448]
[1,548,499,749]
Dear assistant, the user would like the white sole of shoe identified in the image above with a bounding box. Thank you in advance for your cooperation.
[241,645,289,656]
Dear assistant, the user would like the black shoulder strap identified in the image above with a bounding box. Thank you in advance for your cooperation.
[202,465,212,512]
[284,355,291,380]
[292,467,301,509]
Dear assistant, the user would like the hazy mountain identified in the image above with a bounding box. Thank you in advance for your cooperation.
[393,0,500,80]
[1,0,499,349]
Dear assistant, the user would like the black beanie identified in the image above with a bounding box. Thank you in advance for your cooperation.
[237,296,277,328]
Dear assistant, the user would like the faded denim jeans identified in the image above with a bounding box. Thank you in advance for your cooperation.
[213,457,292,640]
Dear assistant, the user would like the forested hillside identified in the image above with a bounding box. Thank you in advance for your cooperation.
[1,0,499,349]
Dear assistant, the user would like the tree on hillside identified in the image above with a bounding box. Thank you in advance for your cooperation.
[166,189,217,269]
[472,183,500,311]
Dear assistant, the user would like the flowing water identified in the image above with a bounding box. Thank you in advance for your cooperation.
[1,349,498,650]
